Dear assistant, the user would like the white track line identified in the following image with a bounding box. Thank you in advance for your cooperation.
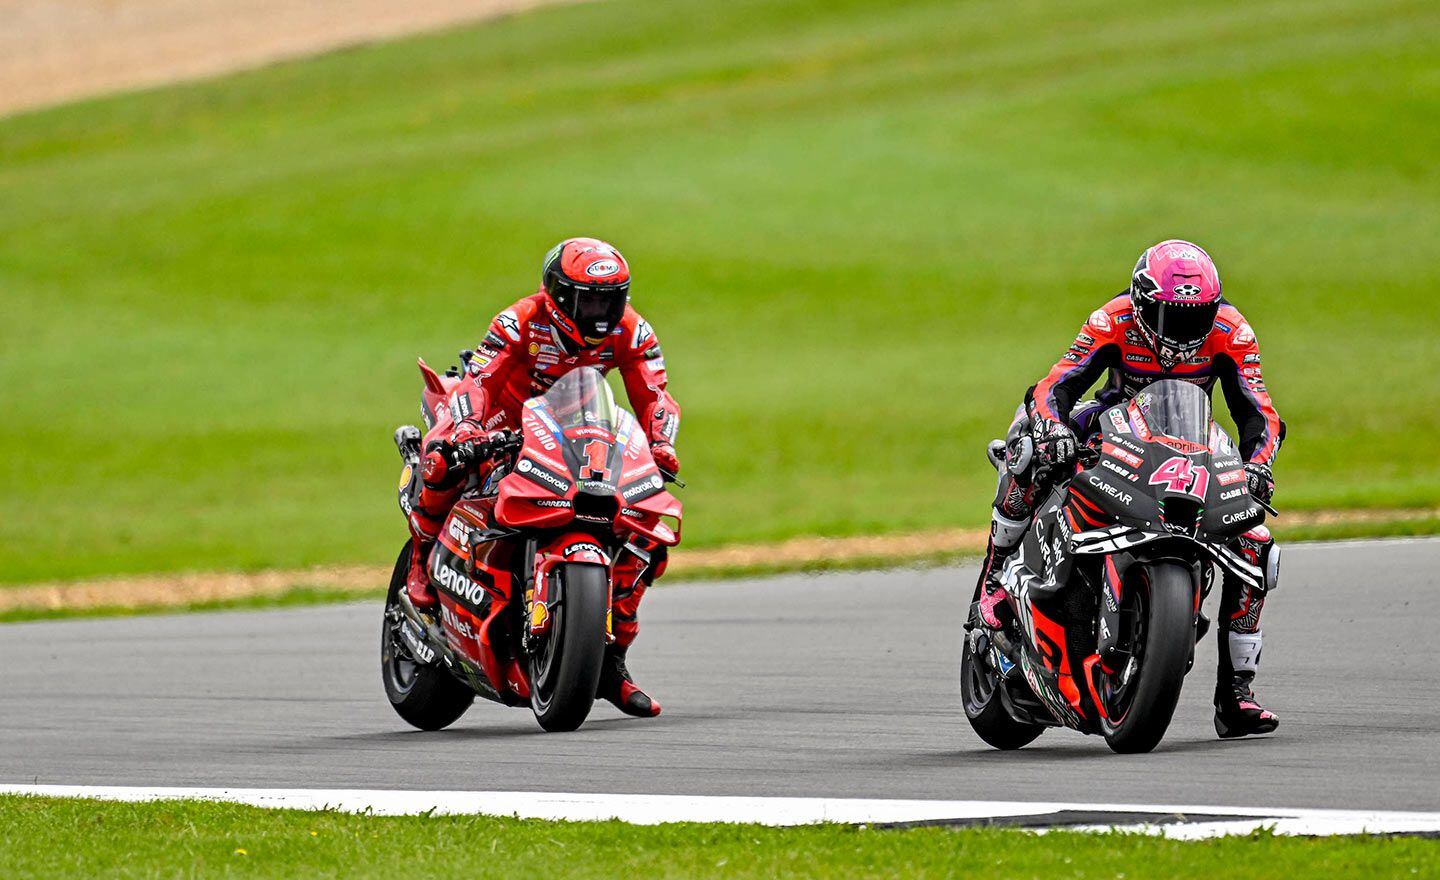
[2,786,1438,838]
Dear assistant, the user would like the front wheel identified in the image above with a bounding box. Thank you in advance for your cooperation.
[381,543,475,731]
[1100,561,1194,754]
[529,563,609,732]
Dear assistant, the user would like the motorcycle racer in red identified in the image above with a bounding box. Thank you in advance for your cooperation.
[977,240,1285,739]
[405,237,680,717]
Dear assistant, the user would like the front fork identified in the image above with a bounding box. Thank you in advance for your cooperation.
[523,534,616,652]
[1095,554,1210,676]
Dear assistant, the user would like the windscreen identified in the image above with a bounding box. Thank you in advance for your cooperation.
[539,366,619,433]
[1131,379,1212,445]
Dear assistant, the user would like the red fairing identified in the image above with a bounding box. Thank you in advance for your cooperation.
[492,394,682,545]
[432,498,529,701]
[492,407,580,529]
[613,419,682,546]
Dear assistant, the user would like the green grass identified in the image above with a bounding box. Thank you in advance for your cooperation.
[2,0,1438,584]
[2,796,1438,880]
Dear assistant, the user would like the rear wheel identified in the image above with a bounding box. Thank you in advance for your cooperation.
[529,563,609,732]
[1100,562,1194,754]
[381,543,474,731]
[961,595,1045,749]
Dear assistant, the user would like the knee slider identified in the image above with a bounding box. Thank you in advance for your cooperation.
[1263,543,1281,594]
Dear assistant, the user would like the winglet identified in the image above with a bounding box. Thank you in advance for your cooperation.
[417,357,446,394]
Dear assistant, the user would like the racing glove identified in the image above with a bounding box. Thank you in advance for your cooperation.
[1245,461,1275,504]
[423,423,505,487]
[651,442,680,476]
[1031,418,1078,473]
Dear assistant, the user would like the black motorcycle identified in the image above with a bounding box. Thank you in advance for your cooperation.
[962,379,1276,753]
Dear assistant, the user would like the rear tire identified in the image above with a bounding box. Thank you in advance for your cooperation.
[529,563,609,733]
[961,612,1045,749]
[1102,562,1194,754]
[381,543,475,731]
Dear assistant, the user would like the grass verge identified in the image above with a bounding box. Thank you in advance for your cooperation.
[2,0,1438,584]
[1,795,1437,880]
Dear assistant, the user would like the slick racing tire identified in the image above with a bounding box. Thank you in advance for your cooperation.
[961,603,1045,750]
[381,542,474,731]
[528,563,609,733]
[1100,561,1194,754]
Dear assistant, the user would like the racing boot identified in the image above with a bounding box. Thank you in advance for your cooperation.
[1214,670,1279,738]
[974,512,1028,629]
[404,533,438,612]
[1221,630,1278,737]
[977,562,1011,629]
[597,645,661,717]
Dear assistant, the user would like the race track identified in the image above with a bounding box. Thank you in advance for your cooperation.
[3,538,1438,812]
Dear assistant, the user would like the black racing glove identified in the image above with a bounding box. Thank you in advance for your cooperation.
[1031,418,1078,474]
[1245,462,1275,504]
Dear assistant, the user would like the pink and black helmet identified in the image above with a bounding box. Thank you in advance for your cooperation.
[1129,239,1222,369]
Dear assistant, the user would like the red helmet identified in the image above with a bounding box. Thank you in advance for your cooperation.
[1129,239,1222,370]
[541,237,630,349]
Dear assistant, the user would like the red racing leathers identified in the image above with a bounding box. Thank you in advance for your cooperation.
[984,292,1284,735]
[409,291,680,649]
[1030,294,1283,465]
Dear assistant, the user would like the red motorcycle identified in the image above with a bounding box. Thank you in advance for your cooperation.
[382,361,682,732]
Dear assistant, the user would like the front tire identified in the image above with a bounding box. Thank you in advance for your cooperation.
[381,543,475,731]
[1101,562,1194,754]
[529,563,609,732]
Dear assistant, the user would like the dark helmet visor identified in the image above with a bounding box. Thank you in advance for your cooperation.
[552,277,628,340]
[1137,297,1219,351]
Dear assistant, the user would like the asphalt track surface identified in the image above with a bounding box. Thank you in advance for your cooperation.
[3,538,1438,812]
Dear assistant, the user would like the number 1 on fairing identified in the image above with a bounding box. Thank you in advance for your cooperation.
[582,439,611,481]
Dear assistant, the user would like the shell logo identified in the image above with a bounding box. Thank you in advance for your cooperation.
[529,601,549,631]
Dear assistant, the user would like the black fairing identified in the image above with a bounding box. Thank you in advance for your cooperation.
[1075,404,1264,541]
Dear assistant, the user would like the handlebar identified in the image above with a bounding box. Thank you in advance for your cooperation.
[450,431,523,471]
[442,430,687,490]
